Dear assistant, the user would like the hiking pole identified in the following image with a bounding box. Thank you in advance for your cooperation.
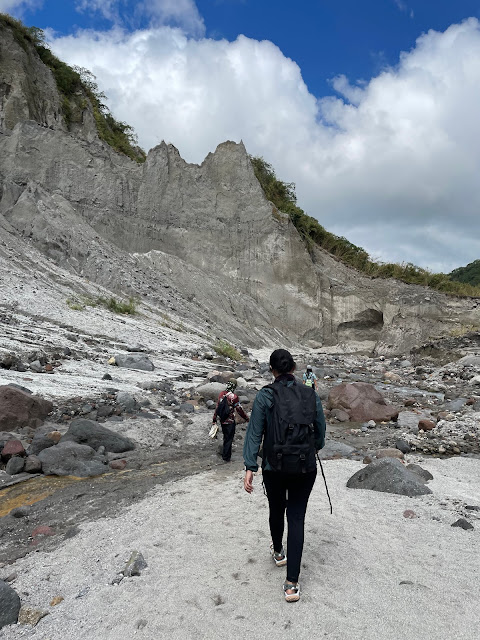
[316,453,333,514]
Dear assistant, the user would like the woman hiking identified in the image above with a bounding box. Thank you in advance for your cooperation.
[243,349,326,602]
[212,379,249,462]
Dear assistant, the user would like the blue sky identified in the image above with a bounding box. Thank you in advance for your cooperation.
[3,0,480,271]
[15,0,480,99]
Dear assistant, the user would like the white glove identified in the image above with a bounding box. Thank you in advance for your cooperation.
[209,423,219,439]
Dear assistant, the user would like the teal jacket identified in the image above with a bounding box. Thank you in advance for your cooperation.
[243,378,326,472]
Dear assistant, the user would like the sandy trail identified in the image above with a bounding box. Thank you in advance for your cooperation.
[1,457,479,640]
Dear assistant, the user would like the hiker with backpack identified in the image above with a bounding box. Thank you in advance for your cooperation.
[212,379,249,462]
[243,349,326,602]
[302,364,317,390]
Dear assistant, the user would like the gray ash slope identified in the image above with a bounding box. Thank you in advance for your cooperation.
[1,19,480,354]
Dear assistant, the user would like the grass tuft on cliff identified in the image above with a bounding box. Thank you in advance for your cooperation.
[250,155,480,298]
[0,13,146,163]
[213,340,242,361]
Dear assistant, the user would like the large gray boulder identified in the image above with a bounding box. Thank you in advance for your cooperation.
[60,419,135,453]
[0,385,53,432]
[346,458,432,496]
[38,441,107,477]
[115,354,154,371]
[0,579,21,629]
[196,382,224,401]
[318,441,356,459]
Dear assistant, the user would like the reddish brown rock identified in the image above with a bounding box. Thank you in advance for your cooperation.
[30,525,55,545]
[327,382,399,423]
[404,398,416,407]
[0,386,53,432]
[466,397,475,406]
[110,459,127,470]
[419,419,436,431]
[403,510,417,519]
[1,439,26,460]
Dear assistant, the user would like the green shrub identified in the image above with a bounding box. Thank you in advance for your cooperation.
[449,260,480,287]
[101,296,137,314]
[250,155,480,298]
[66,295,137,314]
[213,340,242,361]
[66,298,85,311]
[0,14,145,162]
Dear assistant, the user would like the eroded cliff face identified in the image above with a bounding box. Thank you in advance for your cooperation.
[1,21,479,353]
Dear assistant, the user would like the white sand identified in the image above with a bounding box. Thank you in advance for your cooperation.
[1,457,480,640]
[0,458,480,640]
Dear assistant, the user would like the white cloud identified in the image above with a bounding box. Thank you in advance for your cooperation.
[0,0,41,15]
[49,18,480,272]
[76,0,204,36]
[393,0,413,18]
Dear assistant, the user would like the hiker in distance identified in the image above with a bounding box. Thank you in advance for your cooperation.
[212,379,249,462]
[302,364,317,390]
[243,349,326,602]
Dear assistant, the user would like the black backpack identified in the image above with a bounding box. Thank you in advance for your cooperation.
[216,394,231,423]
[263,379,317,474]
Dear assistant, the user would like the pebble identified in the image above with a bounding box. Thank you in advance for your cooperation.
[18,606,49,626]
[451,518,474,530]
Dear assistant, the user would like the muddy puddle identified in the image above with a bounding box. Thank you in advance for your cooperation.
[0,464,170,518]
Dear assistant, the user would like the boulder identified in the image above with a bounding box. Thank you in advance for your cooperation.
[27,430,57,455]
[0,386,53,432]
[206,370,234,383]
[115,354,154,371]
[0,580,21,629]
[444,398,467,413]
[315,384,329,401]
[396,439,411,454]
[180,403,194,413]
[406,463,433,482]
[457,355,480,367]
[196,382,225,401]
[115,392,138,412]
[397,411,431,430]
[38,441,107,477]
[24,455,42,473]
[5,456,25,475]
[418,419,436,431]
[318,441,356,459]
[375,448,404,460]
[1,439,25,460]
[60,419,135,453]
[327,382,398,423]
[346,458,432,496]
[330,408,350,422]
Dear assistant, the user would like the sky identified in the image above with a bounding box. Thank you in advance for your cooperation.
[2,1,480,273]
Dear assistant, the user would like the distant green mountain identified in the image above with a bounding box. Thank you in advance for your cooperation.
[449,260,480,286]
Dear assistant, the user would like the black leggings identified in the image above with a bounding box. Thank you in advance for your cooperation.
[221,422,235,461]
[263,469,317,582]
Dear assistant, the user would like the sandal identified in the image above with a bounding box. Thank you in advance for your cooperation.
[283,581,300,603]
[270,543,287,567]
